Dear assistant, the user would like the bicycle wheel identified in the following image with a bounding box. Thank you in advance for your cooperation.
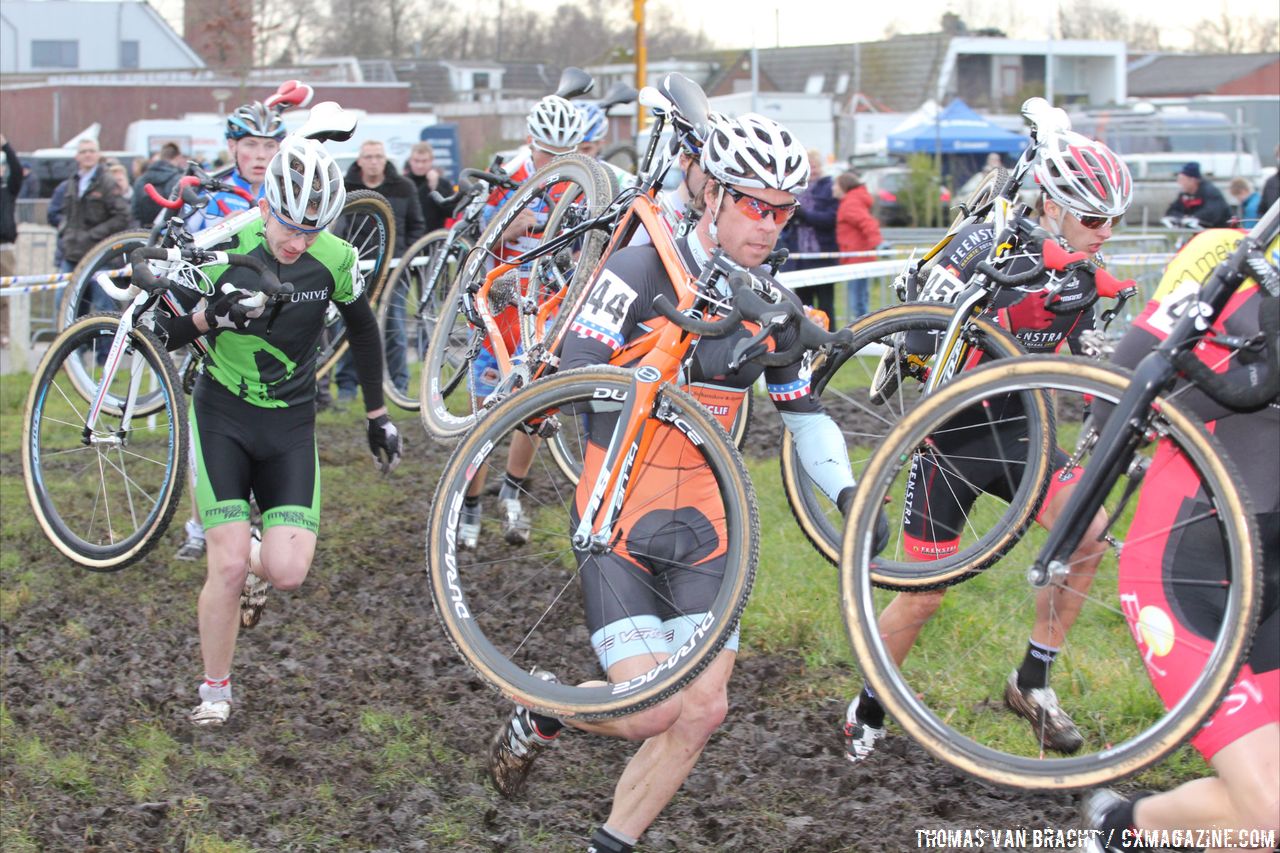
[377,228,472,411]
[316,189,396,379]
[601,143,639,174]
[58,229,151,331]
[418,272,486,439]
[780,303,1043,585]
[426,366,758,720]
[420,155,612,439]
[23,314,188,571]
[948,167,1010,228]
[840,356,1260,790]
[547,384,755,485]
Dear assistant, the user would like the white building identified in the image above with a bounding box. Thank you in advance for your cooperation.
[0,0,204,74]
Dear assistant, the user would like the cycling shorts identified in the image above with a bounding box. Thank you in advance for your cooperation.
[1118,439,1279,760]
[189,380,321,533]
[901,392,1071,558]
[572,422,740,672]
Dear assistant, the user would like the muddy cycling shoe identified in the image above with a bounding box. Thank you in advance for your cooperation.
[1077,789,1130,852]
[189,700,231,727]
[488,669,561,797]
[1003,670,1084,754]
[501,497,531,546]
[868,348,929,406]
[842,695,886,762]
[240,571,270,629]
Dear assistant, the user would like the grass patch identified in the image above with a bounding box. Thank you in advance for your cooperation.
[120,722,180,801]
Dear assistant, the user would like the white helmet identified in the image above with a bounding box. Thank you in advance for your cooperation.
[701,113,809,193]
[1034,130,1132,218]
[263,135,346,229]
[527,95,586,152]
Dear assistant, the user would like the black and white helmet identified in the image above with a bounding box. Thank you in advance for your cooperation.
[527,95,586,152]
[1034,130,1132,218]
[263,136,346,229]
[701,113,809,193]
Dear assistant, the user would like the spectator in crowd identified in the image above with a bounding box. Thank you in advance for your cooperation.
[1164,161,1230,229]
[330,139,426,405]
[132,142,187,226]
[1,133,25,347]
[1260,145,1279,215]
[782,149,840,321]
[105,161,135,225]
[404,141,449,233]
[833,170,882,321]
[55,139,130,275]
[1228,177,1261,228]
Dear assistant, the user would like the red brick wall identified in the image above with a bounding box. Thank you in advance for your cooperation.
[0,84,412,151]
[1216,60,1280,96]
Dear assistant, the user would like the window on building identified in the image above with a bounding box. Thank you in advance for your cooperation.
[120,40,140,69]
[31,40,78,69]
[804,73,825,95]
[472,72,491,90]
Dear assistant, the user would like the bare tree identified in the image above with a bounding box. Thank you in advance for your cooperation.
[1058,0,1162,50]
[1191,10,1280,53]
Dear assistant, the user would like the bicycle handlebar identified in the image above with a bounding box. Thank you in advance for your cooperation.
[651,270,853,369]
[975,225,1137,315]
[129,247,294,303]
[430,167,517,213]
[144,174,254,211]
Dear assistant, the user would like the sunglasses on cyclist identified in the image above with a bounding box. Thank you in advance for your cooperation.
[268,206,325,237]
[1069,209,1118,231]
[720,184,799,225]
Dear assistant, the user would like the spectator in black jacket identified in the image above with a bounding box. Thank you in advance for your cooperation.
[328,140,427,404]
[1261,146,1279,216]
[1164,161,1230,229]
[781,149,840,321]
[131,142,187,226]
[56,139,130,274]
[404,141,449,233]
[1,133,25,346]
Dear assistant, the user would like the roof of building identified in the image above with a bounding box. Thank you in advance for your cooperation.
[1128,53,1279,96]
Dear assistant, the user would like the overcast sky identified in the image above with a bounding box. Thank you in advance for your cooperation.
[147,0,1275,52]
[672,0,1274,51]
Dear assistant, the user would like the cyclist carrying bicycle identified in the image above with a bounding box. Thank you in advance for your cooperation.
[843,130,1133,762]
[1081,225,1279,852]
[486,114,861,853]
[458,94,587,549]
[157,136,402,727]
[185,102,288,232]
[175,101,290,562]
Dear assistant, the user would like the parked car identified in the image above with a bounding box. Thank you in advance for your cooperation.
[859,166,951,227]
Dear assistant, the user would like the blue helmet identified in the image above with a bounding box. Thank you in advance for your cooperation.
[576,103,608,143]
[226,102,286,141]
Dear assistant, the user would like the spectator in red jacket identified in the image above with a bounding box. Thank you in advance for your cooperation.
[834,171,882,320]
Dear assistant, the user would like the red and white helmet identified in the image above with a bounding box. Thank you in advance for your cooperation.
[1034,131,1132,218]
[701,113,809,194]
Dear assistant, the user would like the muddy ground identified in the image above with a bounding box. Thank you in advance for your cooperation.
[3,399,1136,853]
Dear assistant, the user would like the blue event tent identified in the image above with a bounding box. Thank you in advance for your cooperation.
[887,99,1028,154]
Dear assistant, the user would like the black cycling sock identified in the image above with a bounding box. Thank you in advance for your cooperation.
[527,710,563,739]
[855,685,885,728]
[587,826,636,853]
[1016,640,1059,690]
[499,473,526,502]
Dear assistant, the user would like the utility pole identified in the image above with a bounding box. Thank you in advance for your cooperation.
[634,0,647,132]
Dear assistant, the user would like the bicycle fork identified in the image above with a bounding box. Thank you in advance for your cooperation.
[83,292,151,445]
[571,366,665,554]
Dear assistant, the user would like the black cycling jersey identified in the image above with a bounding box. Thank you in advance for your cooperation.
[922,220,1097,354]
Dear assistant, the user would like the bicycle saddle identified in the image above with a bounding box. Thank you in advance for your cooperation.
[296,101,358,144]
[554,66,596,100]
